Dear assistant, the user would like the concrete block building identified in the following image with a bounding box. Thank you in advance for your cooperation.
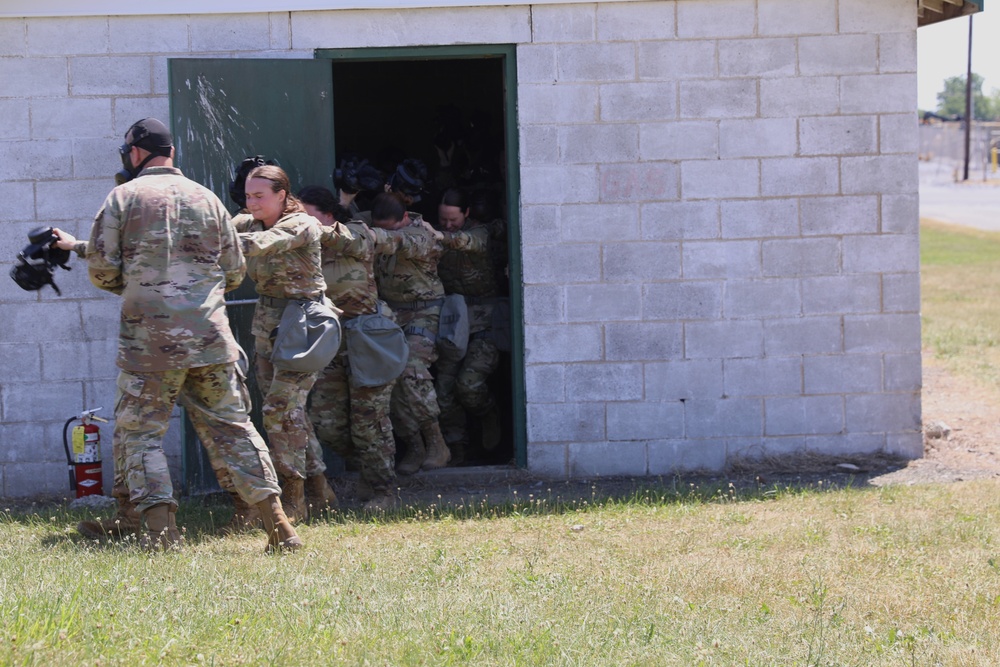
[0,0,982,497]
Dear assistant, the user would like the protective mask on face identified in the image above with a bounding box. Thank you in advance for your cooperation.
[114,143,159,185]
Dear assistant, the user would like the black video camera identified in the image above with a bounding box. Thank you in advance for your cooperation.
[10,226,72,296]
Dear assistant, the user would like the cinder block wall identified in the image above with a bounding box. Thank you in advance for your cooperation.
[0,0,921,496]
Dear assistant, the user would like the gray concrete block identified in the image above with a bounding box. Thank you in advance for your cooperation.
[642,202,720,241]
[878,32,917,74]
[36,179,109,222]
[601,82,677,123]
[841,74,917,114]
[640,121,719,161]
[110,15,190,54]
[42,338,118,382]
[561,203,639,242]
[527,443,568,477]
[190,13,271,52]
[566,284,642,322]
[607,402,684,440]
[761,76,839,118]
[605,322,683,361]
[879,113,919,154]
[682,240,761,279]
[882,273,920,313]
[565,363,644,401]
[517,44,558,84]
[765,395,844,436]
[527,402,605,443]
[762,157,839,197]
[71,56,151,96]
[531,3,595,42]
[80,298,124,342]
[649,439,727,474]
[845,392,920,434]
[842,155,918,195]
[0,422,65,463]
[73,137,125,180]
[883,352,921,392]
[677,0,756,38]
[720,118,797,159]
[0,140,73,180]
[604,242,682,282]
[0,99,29,139]
[521,165,599,205]
[569,441,647,477]
[525,364,566,403]
[84,379,119,423]
[764,317,843,355]
[840,0,914,33]
[523,285,565,324]
[802,275,881,315]
[685,320,763,359]
[844,314,921,354]
[523,244,601,284]
[524,324,603,363]
[560,124,639,163]
[645,360,723,401]
[600,162,679,202]
[800,115,877,156]
[518,84,598,124]
[0,301,84,344]
[799,35,877,75]
[842,233,919,273]
[27,16,108,55]
[727,435,806,462]
[269,12,291,51]
[644,282,723,320]
[638,40,717,80]
[558,43,635,82]
[762,238,841,277]
[719,38,797,78]
[4,462,71,498]
[519,125,559,166]
[0,181,34,221]
[682,160,759,200]
[597,1,675,41]
[801,195,878,235]
[0,57,68,97]
[520,205,560,246]
[113,98,171,138]
[724,356,802,397]
[805,432,885,456]
[725,279,801,318]
[680,80,757,119]
[804,354,882,394]
[885,432,922,459]
[0,19,26,56]
[0,343,42,383]
[2,381,83,423]
[721,199,798,239]
[759,0,837,35]
[686,398,763,438]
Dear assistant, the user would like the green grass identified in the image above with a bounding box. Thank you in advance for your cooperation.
[922,219,1000,388]
[5,482,1000,666]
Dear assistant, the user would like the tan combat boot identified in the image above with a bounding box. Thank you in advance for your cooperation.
[280,476,308,524]
[77,489,141,540]
[421,422,452,471]
[141,504,183,552]
[219,492,262,535]
[304,473,340,513]
[256,494,303,553]
[395,434,427,476]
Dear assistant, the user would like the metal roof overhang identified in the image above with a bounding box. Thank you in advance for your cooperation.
[918,0,985,27]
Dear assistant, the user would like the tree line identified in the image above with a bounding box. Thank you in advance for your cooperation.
[924,73,1000,121]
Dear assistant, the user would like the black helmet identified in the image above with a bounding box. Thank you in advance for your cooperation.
[229,155,278,209]
[388,159,428,198]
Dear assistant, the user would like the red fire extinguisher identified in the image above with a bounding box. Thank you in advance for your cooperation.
[61,408,107,498]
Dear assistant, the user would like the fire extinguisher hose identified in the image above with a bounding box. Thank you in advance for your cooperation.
[62,416,78,492]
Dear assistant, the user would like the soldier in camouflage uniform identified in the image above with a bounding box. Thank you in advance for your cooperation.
[299,186,408,510]
[435,189,507,461]
[232,165,336,522]
[368,192,452,475]
[69,118,300,552]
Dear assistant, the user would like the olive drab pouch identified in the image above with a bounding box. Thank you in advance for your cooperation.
[343,303,409,388]
[271,298,342,373]
[437,293,470,358]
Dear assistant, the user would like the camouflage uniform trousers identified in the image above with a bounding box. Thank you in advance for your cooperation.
[116,362,281,513]
[390,305,441,440]
[435,337,500,445]
[253,334,321,481]
[309,343,397,492]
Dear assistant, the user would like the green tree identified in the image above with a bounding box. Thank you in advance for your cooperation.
[936,73,1000,120]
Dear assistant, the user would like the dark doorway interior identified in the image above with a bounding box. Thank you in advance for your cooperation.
[330,56,514,467]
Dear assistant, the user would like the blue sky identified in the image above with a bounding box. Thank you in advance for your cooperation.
[918,7,1000,111]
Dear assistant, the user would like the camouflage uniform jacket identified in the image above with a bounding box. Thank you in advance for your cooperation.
[374,214,445,306]
[439,219,503,332]
[87,166,245,372]
[233,211,326,339]
[319,221,401,320]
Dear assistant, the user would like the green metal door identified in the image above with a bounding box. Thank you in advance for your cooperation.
[168,58,336,494]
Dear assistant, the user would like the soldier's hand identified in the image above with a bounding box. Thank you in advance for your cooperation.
[51,227,78,250]
[420,219,444,241]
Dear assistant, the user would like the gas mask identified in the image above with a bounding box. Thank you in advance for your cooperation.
[9,226,73,296]
[115,143,160,186]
